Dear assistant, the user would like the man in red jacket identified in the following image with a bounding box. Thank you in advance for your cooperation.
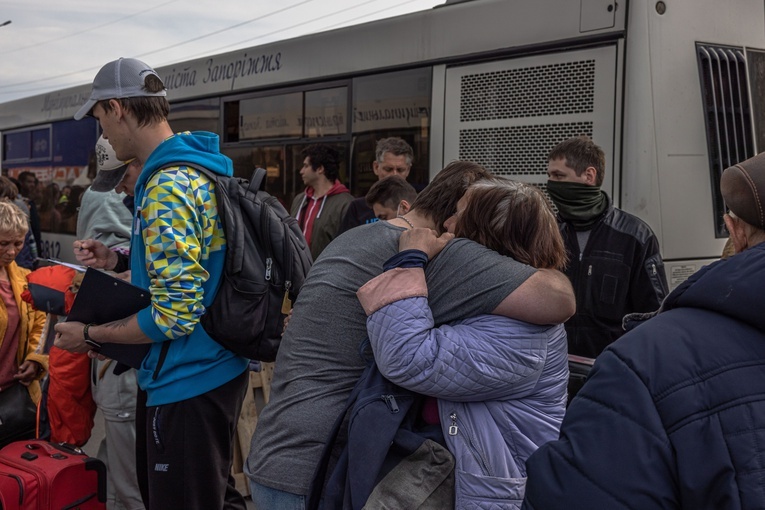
[290,145,353,259]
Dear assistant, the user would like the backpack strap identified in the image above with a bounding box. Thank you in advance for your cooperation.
[307,338,372,510]
[167,162,244,274]
[248,167,267,193]
[140,162,230,378]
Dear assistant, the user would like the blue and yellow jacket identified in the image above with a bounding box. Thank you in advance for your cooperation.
[131,131,248,406]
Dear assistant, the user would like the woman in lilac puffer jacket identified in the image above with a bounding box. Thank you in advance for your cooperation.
[357,180,570,509]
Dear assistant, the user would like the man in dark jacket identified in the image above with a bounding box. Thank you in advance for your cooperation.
[523,152,765,509]
[546,136,668,358]
[336,137,414,234]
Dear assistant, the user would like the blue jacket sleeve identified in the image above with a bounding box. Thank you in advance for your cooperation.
[522,348,678,509]
[366,296,549,402]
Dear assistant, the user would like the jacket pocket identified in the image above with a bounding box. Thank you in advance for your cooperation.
[582,253,631,321]
[456,469,525,509]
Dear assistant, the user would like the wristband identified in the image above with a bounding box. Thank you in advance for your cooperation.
[83,323,101,350]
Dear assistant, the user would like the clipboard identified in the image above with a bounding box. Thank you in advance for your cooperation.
[66,268,152,369]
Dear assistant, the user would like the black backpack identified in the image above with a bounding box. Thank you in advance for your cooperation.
[308,341,454,510]
[182,164,313,362]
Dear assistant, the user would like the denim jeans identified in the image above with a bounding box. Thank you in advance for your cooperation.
[249,481,306,510]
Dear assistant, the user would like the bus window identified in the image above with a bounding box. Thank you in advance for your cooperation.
[351,68,431,196]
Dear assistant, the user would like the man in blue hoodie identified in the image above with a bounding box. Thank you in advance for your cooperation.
[54,58,249,510]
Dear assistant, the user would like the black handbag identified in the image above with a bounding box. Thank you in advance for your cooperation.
[0,382,38,448]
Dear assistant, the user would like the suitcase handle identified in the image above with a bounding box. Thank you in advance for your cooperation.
[49,442,84,456]
[84,457,108,502]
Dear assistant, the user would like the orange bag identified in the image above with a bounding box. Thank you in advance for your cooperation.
[46,346,96,446]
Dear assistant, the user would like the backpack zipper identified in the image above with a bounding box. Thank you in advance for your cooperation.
[261,200,274,281]
[282,220,294,292]
[382,394,399,413]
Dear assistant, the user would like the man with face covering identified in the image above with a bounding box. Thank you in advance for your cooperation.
[524,145,765,510]
[546,136,668,358]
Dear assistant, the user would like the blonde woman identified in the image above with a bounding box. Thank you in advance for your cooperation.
[0,199,48,445]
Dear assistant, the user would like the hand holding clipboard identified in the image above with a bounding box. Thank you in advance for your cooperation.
[65,268,152,369]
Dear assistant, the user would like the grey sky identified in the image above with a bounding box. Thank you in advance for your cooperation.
[0,0,442,103]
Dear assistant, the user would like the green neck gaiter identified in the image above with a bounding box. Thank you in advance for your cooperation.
[547,180,609,231]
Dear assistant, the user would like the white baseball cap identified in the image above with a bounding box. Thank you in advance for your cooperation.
[91,136,131,192]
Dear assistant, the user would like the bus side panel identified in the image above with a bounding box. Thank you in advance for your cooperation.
[622,0,765,266]
[441,45,619,195]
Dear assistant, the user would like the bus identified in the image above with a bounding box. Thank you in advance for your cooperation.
[0,0,762,287]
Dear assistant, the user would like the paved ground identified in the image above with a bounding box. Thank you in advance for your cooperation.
[84,409,257,509]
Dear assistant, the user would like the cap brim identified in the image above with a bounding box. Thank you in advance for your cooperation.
[91,165,128,192]
[74,98,98,121]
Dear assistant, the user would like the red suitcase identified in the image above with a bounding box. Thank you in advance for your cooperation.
[0,440,106,509]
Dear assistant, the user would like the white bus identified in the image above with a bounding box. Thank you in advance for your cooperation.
[1,0,761,286]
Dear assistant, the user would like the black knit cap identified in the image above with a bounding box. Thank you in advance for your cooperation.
[721,154,765,230]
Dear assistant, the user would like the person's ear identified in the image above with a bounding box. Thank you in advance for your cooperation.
[107,99,122,117]
[723,213,747,254]
[583,166,598,186]
[316,165,325,176]
[398,200,411,215]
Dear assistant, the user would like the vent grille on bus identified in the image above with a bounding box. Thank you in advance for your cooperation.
[459,61,596,122]
[459,122,594,177]
[697,43,754,238]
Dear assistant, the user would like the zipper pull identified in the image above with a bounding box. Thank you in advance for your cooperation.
[587,265,592,276]
[265,258,273,281]
[382,395,399,413]
[448,413,458,436]
[651,263,657,275]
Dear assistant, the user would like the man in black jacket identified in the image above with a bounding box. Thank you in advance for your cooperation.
[337,137,414,234]
[546,136,668,358]
[524,143,765,510]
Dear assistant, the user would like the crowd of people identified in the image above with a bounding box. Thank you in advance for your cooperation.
[1,55,763,510]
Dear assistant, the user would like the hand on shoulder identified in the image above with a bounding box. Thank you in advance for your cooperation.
[399,228,454,260]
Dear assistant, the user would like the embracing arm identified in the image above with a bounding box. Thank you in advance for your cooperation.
[425,238,574,326]
[493,268,575,325]
[358,267,546,401]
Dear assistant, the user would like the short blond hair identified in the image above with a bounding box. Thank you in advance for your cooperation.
[0,199,29,238]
